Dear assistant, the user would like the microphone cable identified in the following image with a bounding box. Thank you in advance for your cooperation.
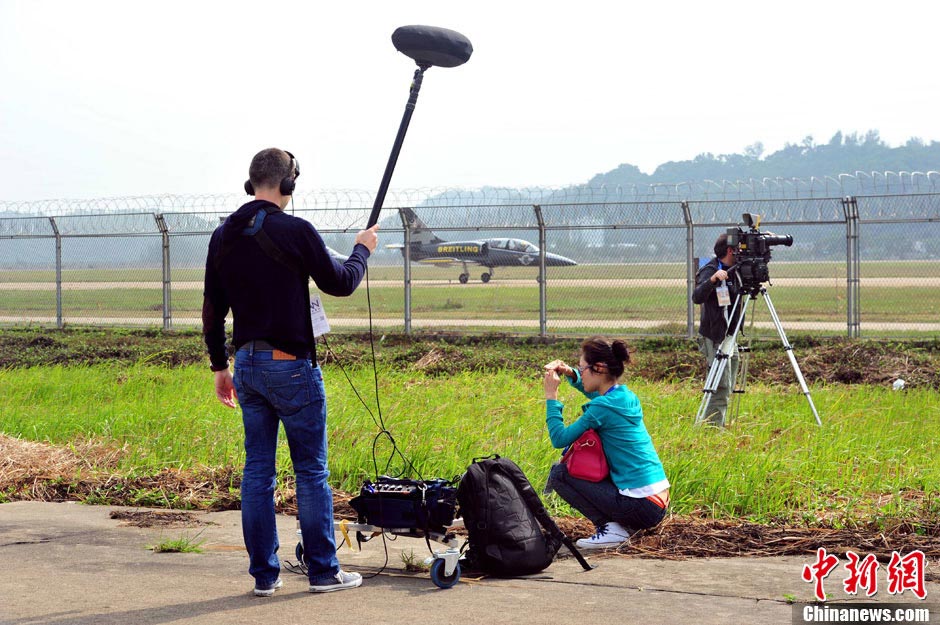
[288,233,427,582]
[310,262,427,581]
[319,291,421,482]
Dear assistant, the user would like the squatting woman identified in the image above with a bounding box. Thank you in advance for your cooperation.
[543,337,670,549]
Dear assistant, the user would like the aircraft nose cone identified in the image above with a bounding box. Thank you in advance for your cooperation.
[546,253,577,266]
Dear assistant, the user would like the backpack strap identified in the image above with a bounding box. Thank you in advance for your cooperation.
[456,459,492,566]
[531,501,594,571]
[471,461,493,551]
[499,458,594,571]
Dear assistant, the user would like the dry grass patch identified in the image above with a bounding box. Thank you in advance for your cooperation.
[0,434,122,500]
[110,509,214,528]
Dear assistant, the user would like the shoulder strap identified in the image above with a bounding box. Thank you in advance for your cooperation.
[214,206,305,276]
[467,461,492,548]
[254,226,304,276]
[497,458,594,571]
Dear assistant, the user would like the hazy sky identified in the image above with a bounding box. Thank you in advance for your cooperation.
[1,0,937,201]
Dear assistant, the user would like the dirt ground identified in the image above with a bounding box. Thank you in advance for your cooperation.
[2,329,940,389]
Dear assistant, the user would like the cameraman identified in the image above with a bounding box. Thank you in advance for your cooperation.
[203,148,378,596]
[692,233,740,427]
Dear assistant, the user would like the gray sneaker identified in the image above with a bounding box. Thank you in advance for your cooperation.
[253,577,283,597]
[309,570,362,593]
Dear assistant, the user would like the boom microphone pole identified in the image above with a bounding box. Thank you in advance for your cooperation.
[302,28,471,583]
[366,25,473,229]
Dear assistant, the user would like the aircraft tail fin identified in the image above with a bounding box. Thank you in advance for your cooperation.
[401,207,443,245]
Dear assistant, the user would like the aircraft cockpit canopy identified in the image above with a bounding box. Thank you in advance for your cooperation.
[489,238,538,253]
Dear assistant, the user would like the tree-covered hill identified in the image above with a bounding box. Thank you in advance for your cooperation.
[587,131,939,189]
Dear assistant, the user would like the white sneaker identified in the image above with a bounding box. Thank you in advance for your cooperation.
[253,577,282,597]
[575,522,630,549]
[309,570,363,593]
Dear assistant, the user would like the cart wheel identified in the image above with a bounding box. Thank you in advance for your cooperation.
[429,558,460,589]
[295,542,304,563]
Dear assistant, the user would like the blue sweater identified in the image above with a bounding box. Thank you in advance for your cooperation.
[545,371,667,491]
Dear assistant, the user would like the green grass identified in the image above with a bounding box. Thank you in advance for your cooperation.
[2,284,937,327]
[148,532,205,553]
[1,362,938,527]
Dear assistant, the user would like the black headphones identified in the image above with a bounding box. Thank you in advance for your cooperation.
[244,150,300,196]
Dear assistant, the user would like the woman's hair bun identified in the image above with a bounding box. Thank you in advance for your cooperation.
[580,336,631,378]
[611,339,630,363]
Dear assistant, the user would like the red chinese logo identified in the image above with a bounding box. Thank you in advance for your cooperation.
[801,549,928,602]
[886,550,927,600]
[843,551,879,597]
[802,547,840,601]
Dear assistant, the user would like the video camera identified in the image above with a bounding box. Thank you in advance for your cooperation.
[727,213,793,290]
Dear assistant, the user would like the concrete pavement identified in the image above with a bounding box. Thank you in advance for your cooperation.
[0,501,936,625]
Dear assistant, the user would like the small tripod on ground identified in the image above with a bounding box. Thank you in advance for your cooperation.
[694,277,822,427]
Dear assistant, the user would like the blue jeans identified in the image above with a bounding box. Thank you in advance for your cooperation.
[233,348,339,586]
[547,463,666,532]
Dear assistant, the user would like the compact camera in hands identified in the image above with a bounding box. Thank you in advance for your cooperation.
[727,213,793,290]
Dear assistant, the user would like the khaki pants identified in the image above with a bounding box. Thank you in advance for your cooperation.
[699,337,739,427]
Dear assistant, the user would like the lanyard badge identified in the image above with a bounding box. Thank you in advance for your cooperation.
[716,283,731,307]
[714,261,731,307]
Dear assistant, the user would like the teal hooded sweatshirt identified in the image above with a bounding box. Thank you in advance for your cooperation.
[545,370,667,491]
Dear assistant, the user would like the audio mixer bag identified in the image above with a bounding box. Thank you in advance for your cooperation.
[349,476,458,533]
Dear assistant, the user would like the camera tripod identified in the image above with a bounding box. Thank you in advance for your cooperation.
[694,281,822,427]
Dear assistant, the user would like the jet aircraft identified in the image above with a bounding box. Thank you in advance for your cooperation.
[387,207,577,283]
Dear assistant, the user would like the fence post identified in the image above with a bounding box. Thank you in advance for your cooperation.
[154,214,172,330]
[397,208,412,335]
[842,197,860,337]
[534,204,547,337]
[48,217,62,329]
[682,201,695,339]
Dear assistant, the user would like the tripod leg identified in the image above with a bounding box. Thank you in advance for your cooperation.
[695,295,749,426]
[695,353,729,425]
[729,299,758,425]
[761,290,823,426]
[729,342,747,426]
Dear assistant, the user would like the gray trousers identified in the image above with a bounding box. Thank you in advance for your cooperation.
[698,337,739,427]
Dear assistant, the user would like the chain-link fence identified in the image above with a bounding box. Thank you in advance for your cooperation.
[2,182,939,338]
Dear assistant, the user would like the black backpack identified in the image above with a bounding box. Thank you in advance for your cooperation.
[456,455,592,577]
